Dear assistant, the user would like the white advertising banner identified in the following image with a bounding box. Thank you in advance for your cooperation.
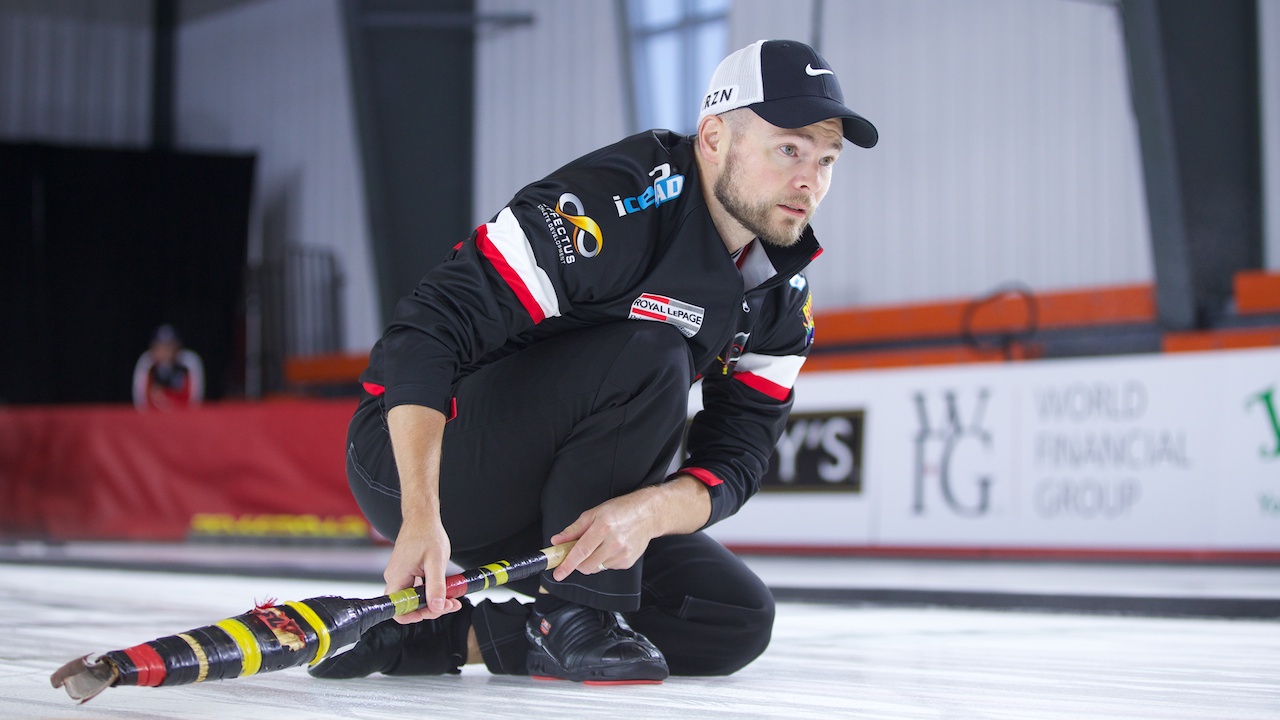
[701,347,1280,551]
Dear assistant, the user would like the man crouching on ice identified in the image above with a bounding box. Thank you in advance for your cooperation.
[313,38,877,684]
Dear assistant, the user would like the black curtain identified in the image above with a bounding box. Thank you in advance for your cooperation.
[344,0,476,325]
[0,143,255,405]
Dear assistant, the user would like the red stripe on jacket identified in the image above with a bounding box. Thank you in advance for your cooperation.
[732,371,791,401]
[680,467,724,487]
[475,224,546,324]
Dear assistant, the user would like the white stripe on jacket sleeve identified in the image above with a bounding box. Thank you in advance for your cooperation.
[475,207,561,323]
[731,353,806,400]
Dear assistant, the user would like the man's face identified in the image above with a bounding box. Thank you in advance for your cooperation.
[713,113,844,248]
[150,339,179,365]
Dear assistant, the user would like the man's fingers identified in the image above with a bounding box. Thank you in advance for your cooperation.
[554,536,611,581]
[383,572,417,596]
[551,558,576,582]
[383,563,451,616]
[423,580,448,614]
[552,544,588,581]
[393,597,463,624]
[393,608,428,624]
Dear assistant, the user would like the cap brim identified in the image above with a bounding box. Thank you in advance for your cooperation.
[751,97,878,149]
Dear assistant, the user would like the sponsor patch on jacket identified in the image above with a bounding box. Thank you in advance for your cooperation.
[612,163,684,217]
[629,293,705,338]
[801,291,815,347]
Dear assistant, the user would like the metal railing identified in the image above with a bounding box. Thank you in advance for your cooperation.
[249,245,344,396]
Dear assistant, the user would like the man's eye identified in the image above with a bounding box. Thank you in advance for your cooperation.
[820,156,836,167]
[781,145,797,156]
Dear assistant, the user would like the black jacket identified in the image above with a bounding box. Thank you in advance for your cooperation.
[362,130,821,527]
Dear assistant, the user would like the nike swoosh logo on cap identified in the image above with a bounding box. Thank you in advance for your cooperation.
[805,64,834,77]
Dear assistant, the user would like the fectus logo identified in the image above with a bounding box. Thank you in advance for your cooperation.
[761,411,864,492]
[554,193,603,258]
[1247,386,1280,460]
[912,389,994,516]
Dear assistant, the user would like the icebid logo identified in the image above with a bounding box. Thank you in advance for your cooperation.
[614,163,684,217]
[554,193,604,258]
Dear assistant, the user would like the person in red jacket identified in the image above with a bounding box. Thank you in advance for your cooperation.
[132,324,204,411]
[313,39,876,684]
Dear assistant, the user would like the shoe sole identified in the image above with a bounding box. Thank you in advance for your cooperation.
[527,654,668,684]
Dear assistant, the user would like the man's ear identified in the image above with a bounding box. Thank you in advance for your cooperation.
[696,114,727,164]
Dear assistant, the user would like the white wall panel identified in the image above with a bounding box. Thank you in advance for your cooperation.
[0,0,151,146]
[175,0,378,351]
[473,0,628,224]
[727,0,814,52]
[730,0,1153,311]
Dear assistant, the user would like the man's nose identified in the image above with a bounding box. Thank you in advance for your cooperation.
[793,161,822,193]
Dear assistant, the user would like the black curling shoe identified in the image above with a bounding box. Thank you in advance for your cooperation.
[525,603,668,684]
[310,599,473,679]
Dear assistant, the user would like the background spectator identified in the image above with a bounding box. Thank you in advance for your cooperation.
[132,324,204,411]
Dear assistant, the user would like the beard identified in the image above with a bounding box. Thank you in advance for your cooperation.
[713,147,815,248]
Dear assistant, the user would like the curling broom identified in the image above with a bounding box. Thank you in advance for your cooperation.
[50,541,574,704]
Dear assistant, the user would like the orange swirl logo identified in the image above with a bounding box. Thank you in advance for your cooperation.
[555,193,603,258]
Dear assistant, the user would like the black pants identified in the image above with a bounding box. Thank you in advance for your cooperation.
[345,322,775,676]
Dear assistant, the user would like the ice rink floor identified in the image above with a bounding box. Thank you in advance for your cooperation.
[2,542,1279,719]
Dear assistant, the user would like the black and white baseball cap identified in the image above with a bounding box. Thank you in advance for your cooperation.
[699,39,878,148]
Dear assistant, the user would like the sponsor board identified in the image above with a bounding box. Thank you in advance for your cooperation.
[762,410,865,492]
[698,347,1280,550]
[189,513,370,544]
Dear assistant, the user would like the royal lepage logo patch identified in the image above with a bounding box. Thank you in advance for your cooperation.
[629,293,705,338]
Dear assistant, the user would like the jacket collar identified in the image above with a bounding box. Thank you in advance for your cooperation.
[757,225,823,286]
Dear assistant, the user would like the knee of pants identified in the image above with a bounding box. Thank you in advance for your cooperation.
[703,592,777,676]
[641,585,777,677]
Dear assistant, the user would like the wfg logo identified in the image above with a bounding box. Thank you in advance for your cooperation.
[912,389,994,516]
[1247,386,1280,460]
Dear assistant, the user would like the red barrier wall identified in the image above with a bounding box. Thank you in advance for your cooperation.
[0,400,360,541]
